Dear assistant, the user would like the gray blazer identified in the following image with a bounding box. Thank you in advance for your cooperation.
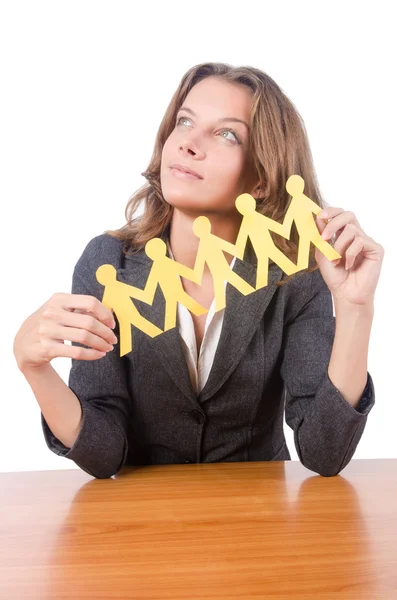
[41,232,375,479]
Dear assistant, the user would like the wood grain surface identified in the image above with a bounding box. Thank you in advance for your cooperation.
[1,459,396,599]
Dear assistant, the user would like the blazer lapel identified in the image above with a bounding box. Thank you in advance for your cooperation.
[119,232,198,405]
[198,244,284,403]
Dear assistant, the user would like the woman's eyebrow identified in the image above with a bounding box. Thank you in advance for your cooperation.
[178,106,249,130]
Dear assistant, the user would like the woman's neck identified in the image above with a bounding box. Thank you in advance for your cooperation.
[168,208,242,271]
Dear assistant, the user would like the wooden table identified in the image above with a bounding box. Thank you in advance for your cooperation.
[1,459,396,599]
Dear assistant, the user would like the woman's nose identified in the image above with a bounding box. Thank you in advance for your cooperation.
[179,134,205,159]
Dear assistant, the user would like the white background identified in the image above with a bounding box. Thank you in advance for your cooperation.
[1,1,396,473]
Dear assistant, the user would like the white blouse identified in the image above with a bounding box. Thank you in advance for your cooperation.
[167,241,236,394]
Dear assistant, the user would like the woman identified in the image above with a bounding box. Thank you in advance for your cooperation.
[13,62,383,479]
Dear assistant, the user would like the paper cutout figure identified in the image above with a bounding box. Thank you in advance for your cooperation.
[284,175,341,270]
[141,237,208,331]
[96,174,342,355]
[96,264,163,357]
[235,193,300,289]
[192,216,256,312]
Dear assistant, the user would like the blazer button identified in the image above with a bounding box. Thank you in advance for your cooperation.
[190,410,205,425]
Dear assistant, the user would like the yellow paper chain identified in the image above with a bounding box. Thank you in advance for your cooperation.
[96,175,341,356]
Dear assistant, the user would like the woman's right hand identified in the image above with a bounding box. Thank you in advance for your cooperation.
[13,293,118,372]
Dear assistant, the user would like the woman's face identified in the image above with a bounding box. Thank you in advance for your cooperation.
[160,76,258,217]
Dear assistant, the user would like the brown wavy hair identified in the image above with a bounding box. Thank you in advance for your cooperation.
[106,62,327,286]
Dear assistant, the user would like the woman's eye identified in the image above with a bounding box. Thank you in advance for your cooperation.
[177,116,191,126]
[221,129,239,143]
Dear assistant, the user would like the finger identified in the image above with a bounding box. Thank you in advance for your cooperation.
[333,223,359,256]
[42,307,117,346]
[334,226,381,268]
[344,237,365,270]
[345,236,384,269]
[317,207,345,242]
[39,322,115,353]
[42,339,108,361]
[321,211,362,241]
[318,207,345,220]
[52,293,115,328]
[316,213,339,246]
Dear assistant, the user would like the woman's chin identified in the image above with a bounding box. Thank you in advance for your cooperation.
[164,195,212,215]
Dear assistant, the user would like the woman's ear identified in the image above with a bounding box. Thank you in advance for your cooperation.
[250,182,266,200]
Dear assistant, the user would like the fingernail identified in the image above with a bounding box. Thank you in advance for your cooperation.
[320,211,328,218]
[321,231,329,239]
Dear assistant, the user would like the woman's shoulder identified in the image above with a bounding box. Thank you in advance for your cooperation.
[74,233,125,271]
[71,233,142,298]
[73,232,144,286]
[84,232,127,254]
[73,231,148,278]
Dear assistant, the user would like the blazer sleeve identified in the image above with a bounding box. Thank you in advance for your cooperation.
[41,236,131,479]
[280,268,375,477]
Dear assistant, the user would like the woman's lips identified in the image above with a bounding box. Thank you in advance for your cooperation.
[170,166,202,180]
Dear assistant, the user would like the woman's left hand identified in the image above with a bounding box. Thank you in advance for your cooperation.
[315,208,384,306]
